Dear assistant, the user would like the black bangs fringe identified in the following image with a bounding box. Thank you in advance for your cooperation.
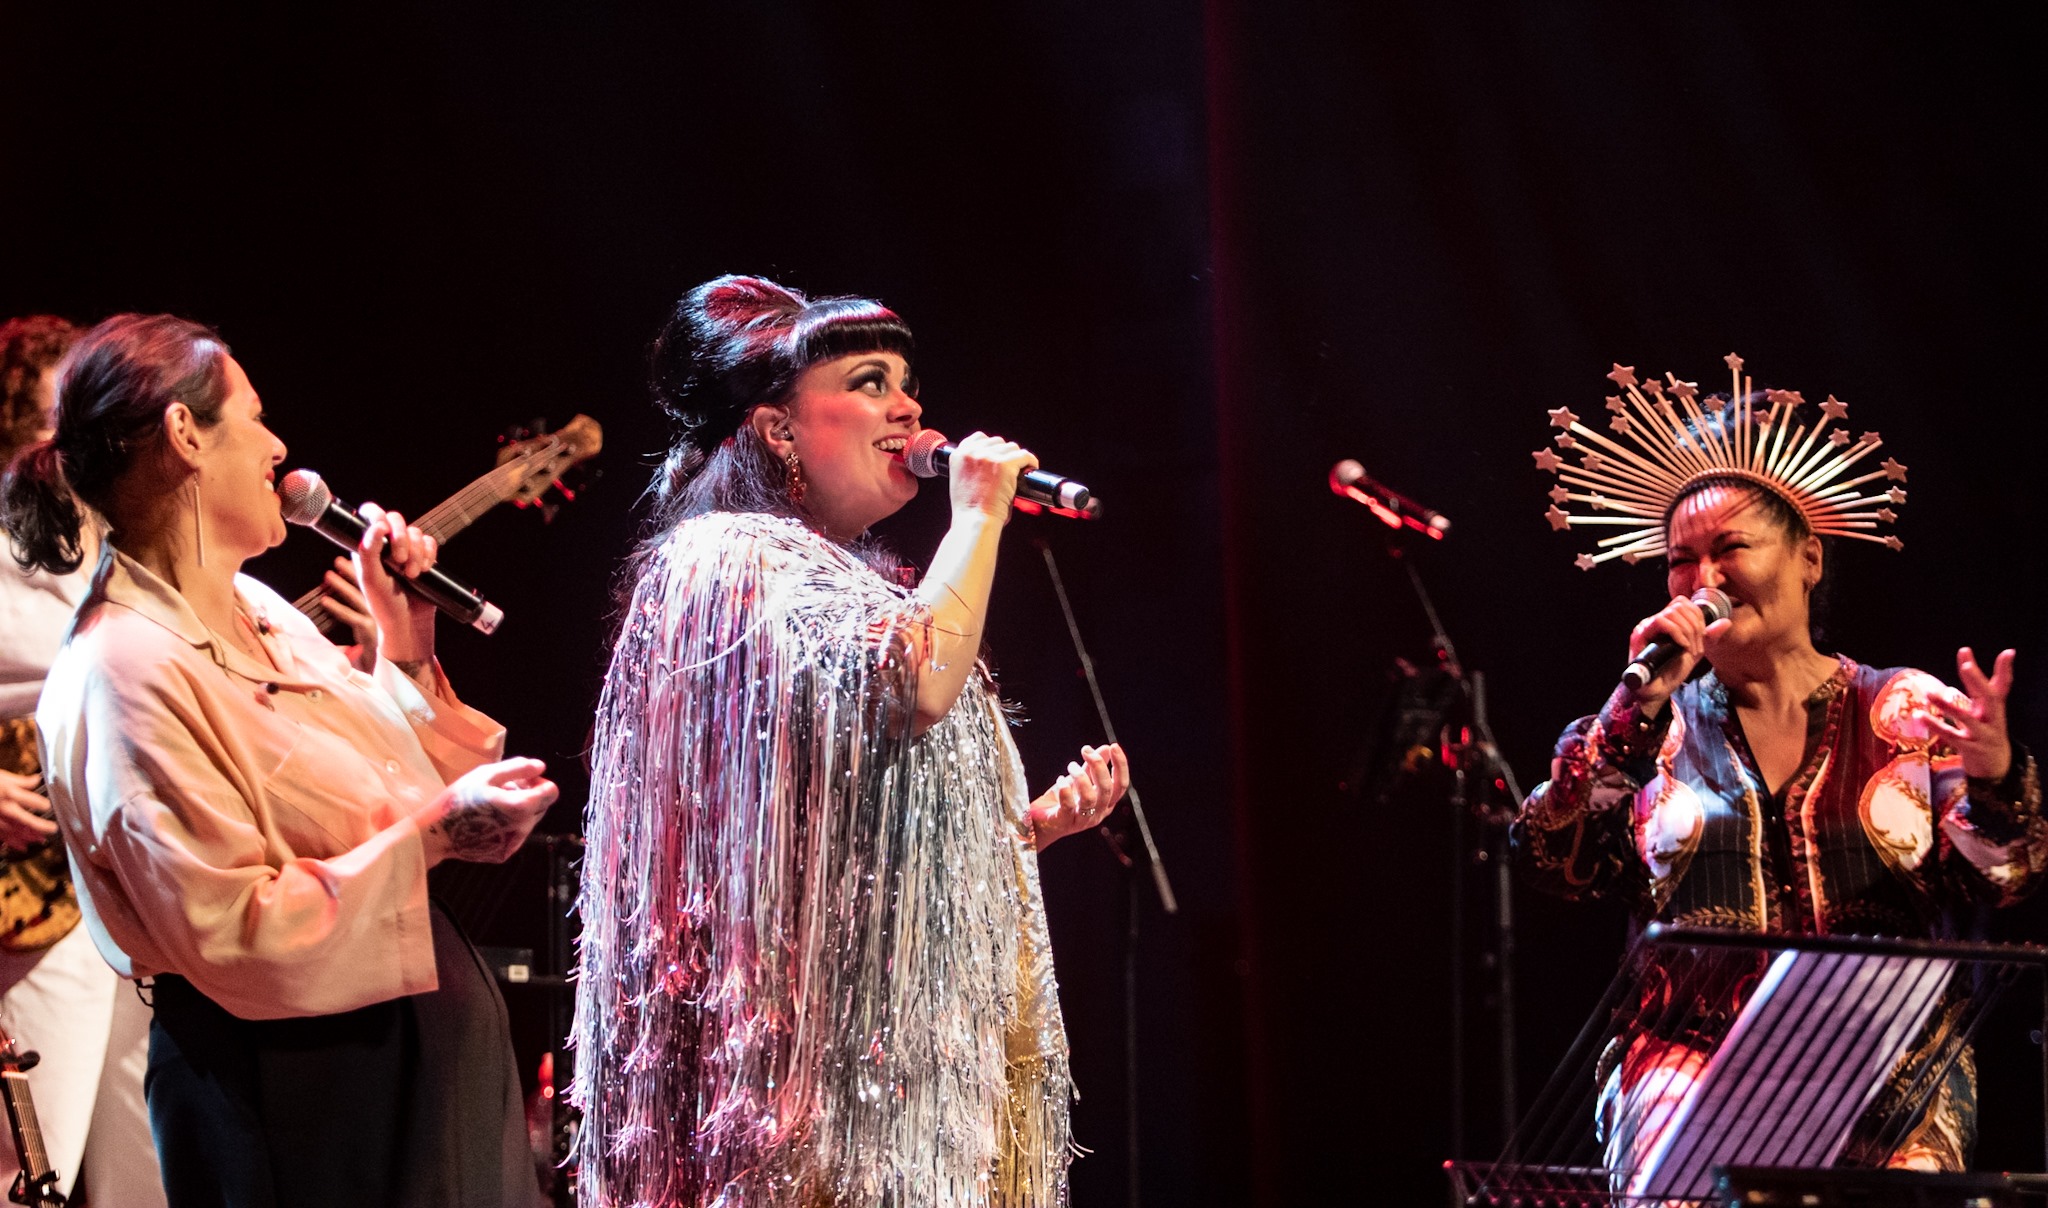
[793,308,915,370]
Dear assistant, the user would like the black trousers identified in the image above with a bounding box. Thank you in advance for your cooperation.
[144,904,541,1208]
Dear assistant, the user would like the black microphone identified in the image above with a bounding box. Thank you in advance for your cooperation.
[1328,459,1451,539]
[905,430,1100,518]
[277,469,505,635]
[1622,587,1732,691]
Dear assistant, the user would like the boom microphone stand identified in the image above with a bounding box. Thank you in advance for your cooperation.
[1035,540,1177,1208]
[1376,535,1527,1159]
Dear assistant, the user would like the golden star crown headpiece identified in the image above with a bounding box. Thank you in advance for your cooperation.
[1533,354,1909,570]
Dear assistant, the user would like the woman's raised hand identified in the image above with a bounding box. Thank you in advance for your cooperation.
[1627,595,1732,709]
[320,556,380,674]
[1930,647,2017,781]
[420,757,559,866]
[1029,743,1130,850]
[0,769,57,853]
[910,431,1043,732]
[353,503,438,667]
[945,432,1039,524]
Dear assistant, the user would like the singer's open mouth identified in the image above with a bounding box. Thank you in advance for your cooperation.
[874,436,909,456]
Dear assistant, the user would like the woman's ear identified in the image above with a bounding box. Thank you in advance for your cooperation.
[749,404,795,461]
[161,401,205,471]
[1801,533,1824,592]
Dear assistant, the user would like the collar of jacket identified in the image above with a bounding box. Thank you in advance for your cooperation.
[85,544,314,688]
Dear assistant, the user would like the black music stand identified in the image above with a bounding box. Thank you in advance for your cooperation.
[1716,1166,2048,1206]
[1447,927,2048,1207]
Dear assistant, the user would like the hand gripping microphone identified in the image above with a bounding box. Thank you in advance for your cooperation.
[1329,459,1451,539]
[277,469,505,635]
[905,430,1101,519]
[1622,587,1732,691]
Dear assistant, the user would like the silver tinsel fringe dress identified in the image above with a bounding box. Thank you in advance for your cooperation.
[572,512,1074,1208]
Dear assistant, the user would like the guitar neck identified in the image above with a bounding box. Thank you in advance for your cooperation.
[414,463,532,543]
[3,1069,58,1203]
[291,440,561,625]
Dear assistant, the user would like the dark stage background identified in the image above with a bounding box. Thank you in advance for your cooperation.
[6,3,2045,1204]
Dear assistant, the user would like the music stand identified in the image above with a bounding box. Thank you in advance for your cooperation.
[1447,927,2048,1207]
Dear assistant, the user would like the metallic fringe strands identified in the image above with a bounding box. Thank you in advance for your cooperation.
[572,513,1074,1208]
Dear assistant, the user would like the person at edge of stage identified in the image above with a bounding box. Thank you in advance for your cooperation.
[571,275,1129,1208]
[0,313,559,1207]
[1512,470,2043,1175]
[0,314,166,1205]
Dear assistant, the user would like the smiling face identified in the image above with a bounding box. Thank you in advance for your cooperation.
[770,350,922,538]
[193,355,289,560]
[1666,482,1822,656]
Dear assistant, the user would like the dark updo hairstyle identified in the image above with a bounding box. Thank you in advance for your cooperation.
[643,274,914,538]
[1,315,81,463]
[1,314,231,575]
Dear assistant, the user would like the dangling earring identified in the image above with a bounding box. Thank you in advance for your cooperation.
[190,474,206,568]
[785,449,806,505]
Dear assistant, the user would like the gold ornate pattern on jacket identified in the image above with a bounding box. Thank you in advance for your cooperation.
[1515,656,2045,1171]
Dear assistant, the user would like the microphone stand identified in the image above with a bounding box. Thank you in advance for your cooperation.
[1381,537,1526,1158]
[1036,540,1177,1208]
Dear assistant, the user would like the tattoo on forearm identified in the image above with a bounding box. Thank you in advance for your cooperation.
[434,802,525,862]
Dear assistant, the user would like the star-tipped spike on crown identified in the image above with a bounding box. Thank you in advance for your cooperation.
[1535,354,1907,568]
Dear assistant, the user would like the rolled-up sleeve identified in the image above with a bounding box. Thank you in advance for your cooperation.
[371,655,505,781]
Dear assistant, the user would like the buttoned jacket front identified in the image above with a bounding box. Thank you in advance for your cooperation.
[37,546,504,1020]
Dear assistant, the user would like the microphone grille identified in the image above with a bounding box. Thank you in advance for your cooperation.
[904,429,949,479]
[277,469,331,526]
[1693,587,1734,623]
[1329,459,1367,493]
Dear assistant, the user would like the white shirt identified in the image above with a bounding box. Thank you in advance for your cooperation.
[0,532,89,720]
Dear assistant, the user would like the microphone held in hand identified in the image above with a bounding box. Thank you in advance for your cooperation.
[1329,459,1451,538]
[1622,587,1732,691]
[277,469,504,635]
[905,430,1100,519]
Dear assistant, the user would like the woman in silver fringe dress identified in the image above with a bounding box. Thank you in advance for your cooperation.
[573,276,1129,1208]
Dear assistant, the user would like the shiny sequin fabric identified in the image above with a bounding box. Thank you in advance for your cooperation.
[572,512,1073,1207]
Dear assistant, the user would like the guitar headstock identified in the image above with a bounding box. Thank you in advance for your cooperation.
[492,415,603,519]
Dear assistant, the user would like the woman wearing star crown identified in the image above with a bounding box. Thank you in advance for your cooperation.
[1515,358,2043,1176]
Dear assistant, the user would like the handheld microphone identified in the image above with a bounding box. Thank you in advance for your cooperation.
[1622,587,1732,691]
[277,470,505,635]
[905,430,1100,519]
[1328,459,1451,539]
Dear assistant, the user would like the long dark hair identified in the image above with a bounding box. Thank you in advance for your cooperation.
[0,314,231,574]
[636,274,914,548]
